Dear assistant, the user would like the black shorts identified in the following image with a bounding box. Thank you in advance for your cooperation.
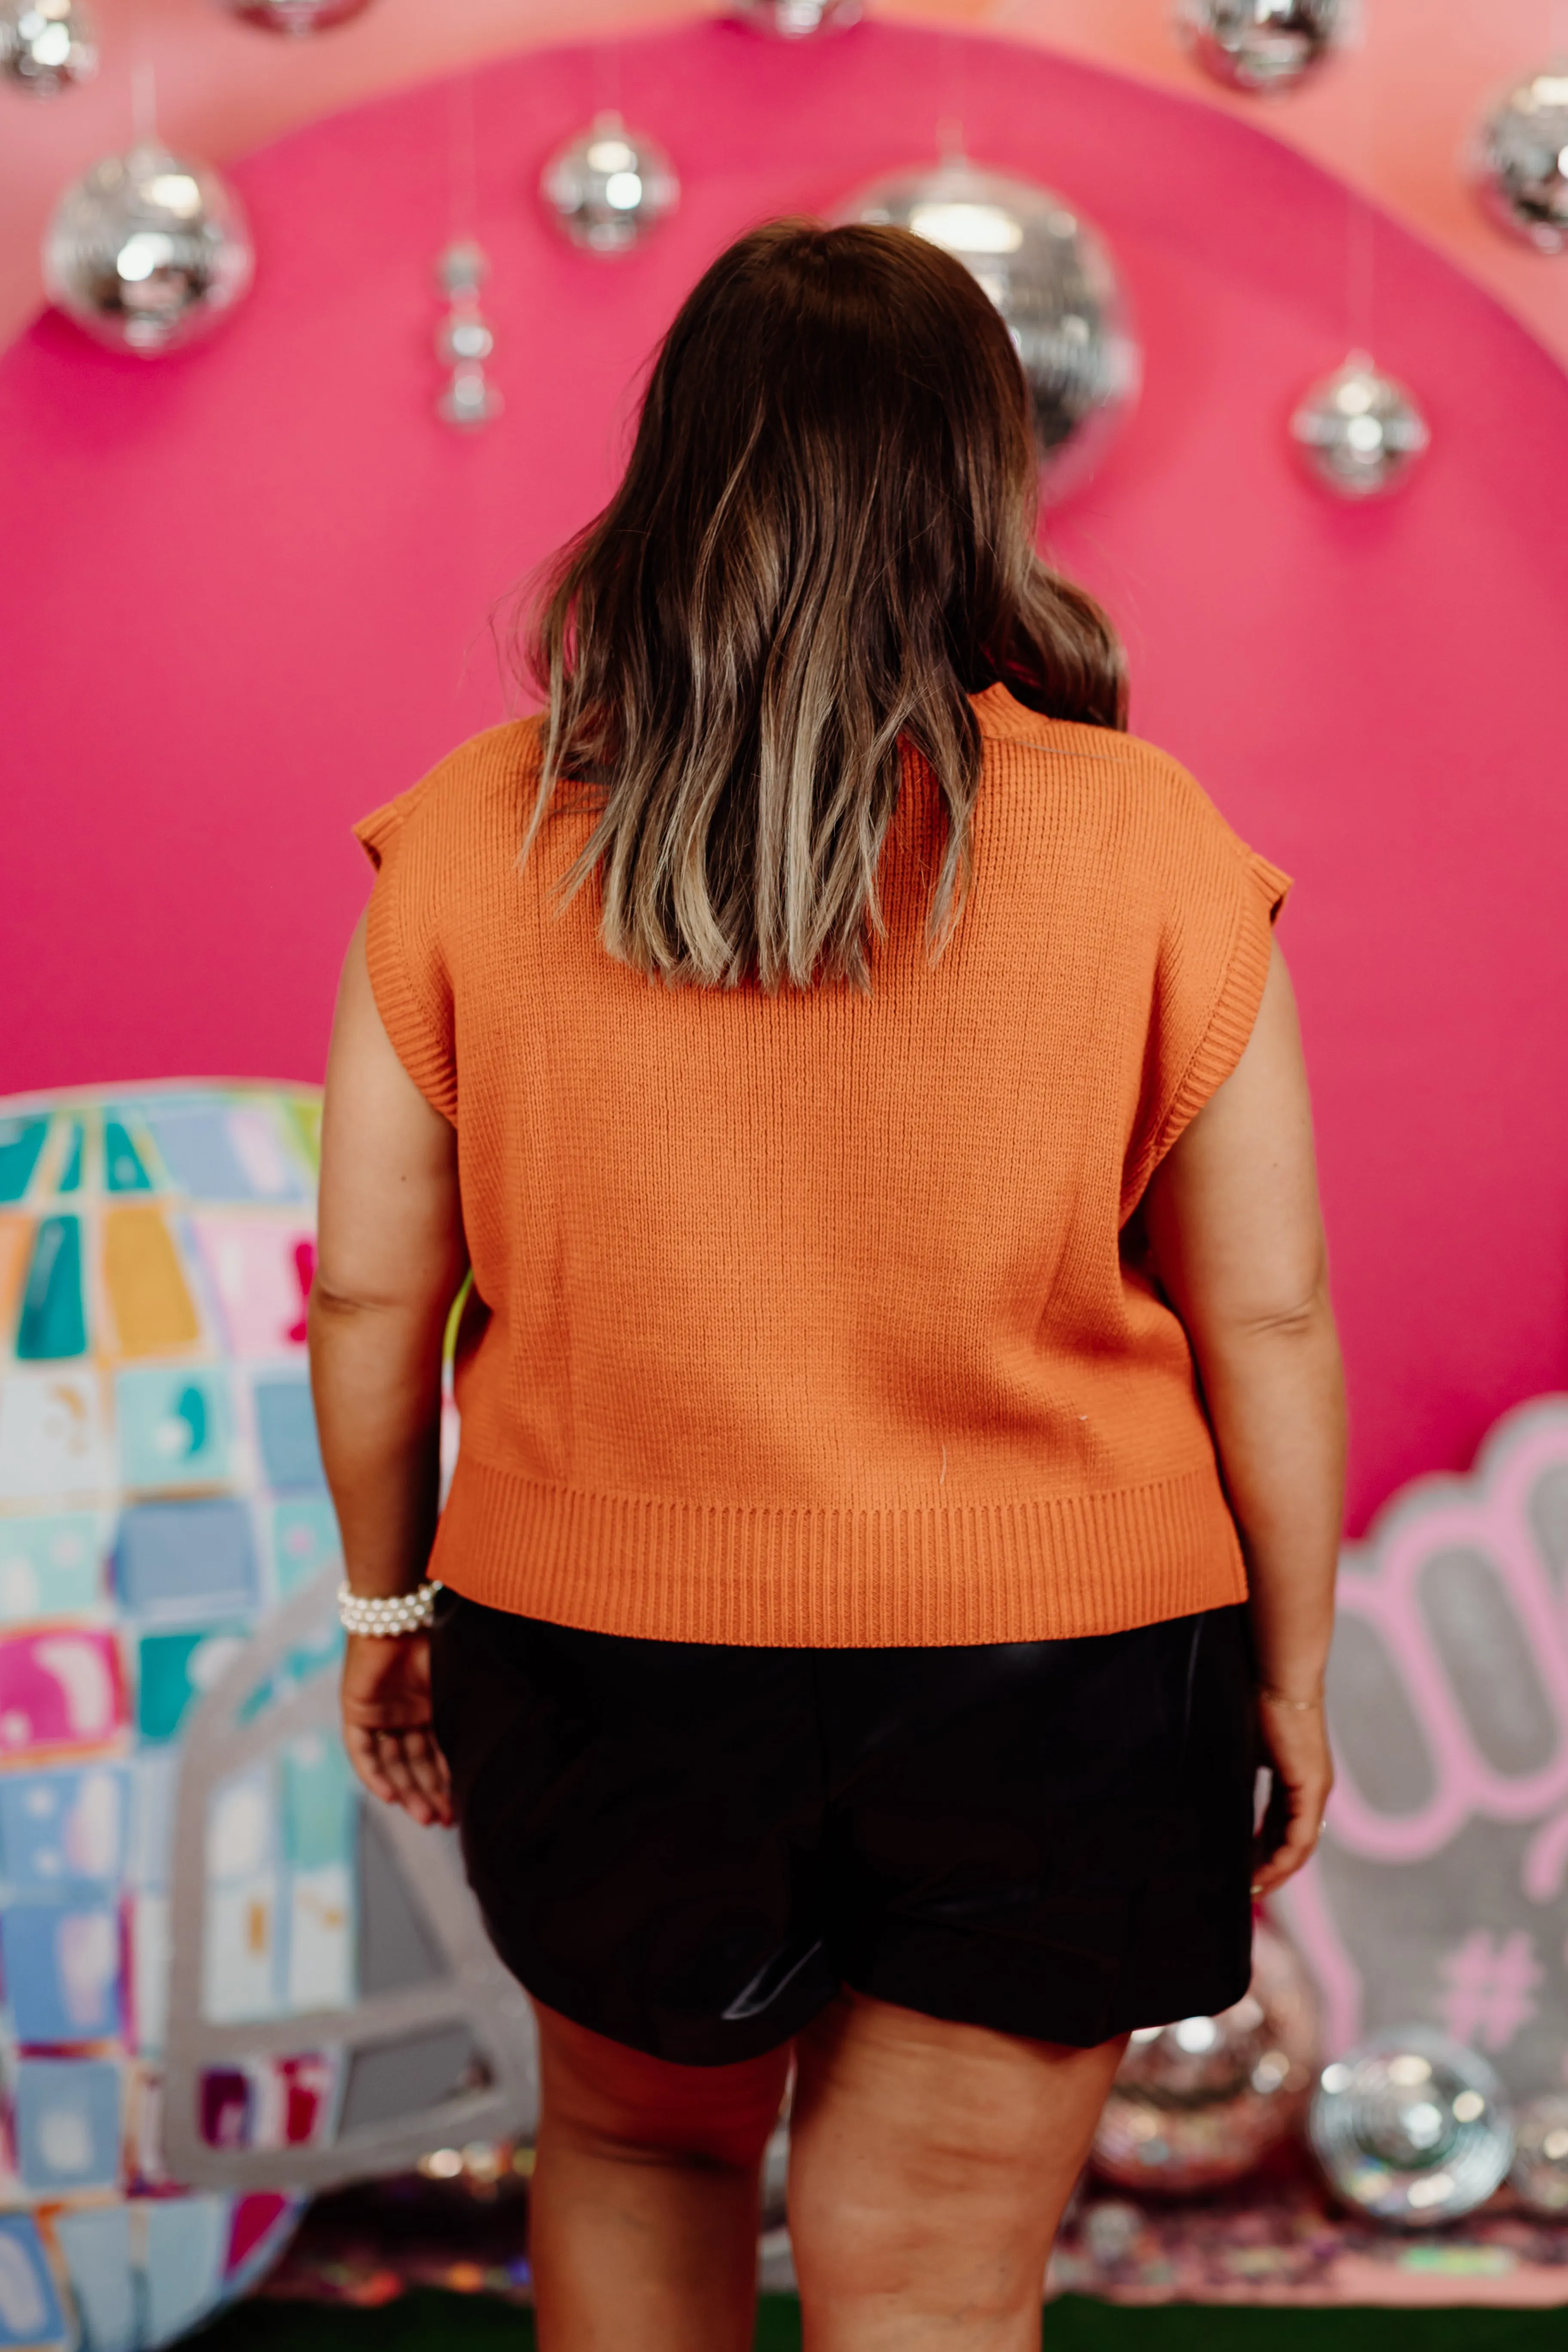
[432,1597,1258,2067]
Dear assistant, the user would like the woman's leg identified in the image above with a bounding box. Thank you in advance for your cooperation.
[788,1991,1124,2352]
[528,1997,792,2352]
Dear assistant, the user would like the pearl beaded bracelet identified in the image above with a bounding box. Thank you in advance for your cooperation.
[337,1581,441,1638]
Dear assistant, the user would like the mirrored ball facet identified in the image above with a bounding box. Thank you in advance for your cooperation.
[43,142,254,357]
[540,113,680,254]
[1510,2093,1568,2215]
[839,162,1140,504]
[1308,2028,1513,2226]
[1289,354,1430,499]
[220,0,377,33]
[1472,68,1568,254]
[0,0,97,95]
[1174,0,1341,96]
[1090,1920,1320,2194]
[439,316,493,366]
[729,0,862,35]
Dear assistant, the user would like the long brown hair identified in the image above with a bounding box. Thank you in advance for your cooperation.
[522,218,1125,989]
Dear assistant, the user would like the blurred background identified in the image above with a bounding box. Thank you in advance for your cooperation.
[3,3,1568,2344]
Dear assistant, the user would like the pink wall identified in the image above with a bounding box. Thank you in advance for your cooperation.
[1,1,1565,368]
[3,17,1567,1541]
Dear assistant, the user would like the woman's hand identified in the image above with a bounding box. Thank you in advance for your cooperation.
[1251,1690,1333,1898]
[340,1631,453,1828]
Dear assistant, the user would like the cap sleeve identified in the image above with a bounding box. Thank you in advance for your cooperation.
[1121,813,1292,1221]
[352,782,458,1124]
[352,795,408,873]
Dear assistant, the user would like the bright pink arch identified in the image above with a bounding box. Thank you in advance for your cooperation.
[2,18,1566,1535]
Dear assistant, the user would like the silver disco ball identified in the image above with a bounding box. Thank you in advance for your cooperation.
[1289,352,1429,499]
[541,112,680,255]
[0,0,96,93]
[218,0,377,31]
[1509,2093,1568,2216]
[1174,0,1341,96]
[1090,1920,1320,2194]
[1471,67,1568,255]
[840,162,1140,503]
[43,142,254,357]
[1309,2028,1514,2226]
[729,0,861,33]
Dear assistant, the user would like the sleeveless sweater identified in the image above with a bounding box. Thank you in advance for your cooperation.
[356,683,1289,1648]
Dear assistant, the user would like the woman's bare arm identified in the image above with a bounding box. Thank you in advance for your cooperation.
[1144,940,1345,1896]
[309,913,466,1826]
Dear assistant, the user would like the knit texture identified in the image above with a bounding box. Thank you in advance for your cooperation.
[356,683,1289,1647]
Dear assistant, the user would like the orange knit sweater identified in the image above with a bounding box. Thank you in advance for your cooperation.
[357,683,1288,1648]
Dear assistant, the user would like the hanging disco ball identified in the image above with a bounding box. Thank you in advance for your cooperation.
[1090,1920,1320,2195]
[1173,0,1342,96]
[44,142,253,356]
[1309,2028,1514,2226]
[540,112,679,255]
[0,0,97,94]
[217,0,376,32]
[434,240,502,432]
[840,161,1140,504]
[729,0,861,34]
[1509,2094,1568,2216]
[1289,352,1429,499]
[1470,67,1568,255]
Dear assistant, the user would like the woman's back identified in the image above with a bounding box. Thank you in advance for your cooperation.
[358,681,1284,1645]
[314,212,1340,2351]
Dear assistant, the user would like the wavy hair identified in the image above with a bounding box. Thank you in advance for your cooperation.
[521,218,1126,989]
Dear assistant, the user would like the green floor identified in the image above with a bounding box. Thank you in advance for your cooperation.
[196,2292,1568,2349]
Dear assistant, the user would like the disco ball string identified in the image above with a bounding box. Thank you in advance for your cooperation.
[30,7,1563,497]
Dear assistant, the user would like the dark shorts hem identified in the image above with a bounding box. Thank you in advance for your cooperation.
[479,1936,837,2070]
[843,1922,1254,2058]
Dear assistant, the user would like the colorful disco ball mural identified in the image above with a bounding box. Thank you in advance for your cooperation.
[0,1085,536,2349]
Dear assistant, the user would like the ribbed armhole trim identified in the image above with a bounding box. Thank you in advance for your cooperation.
[1121,848,1292,1218]
[354,811,459,1124]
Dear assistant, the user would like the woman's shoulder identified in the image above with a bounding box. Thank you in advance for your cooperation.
[976,687,1246,842]
[974,687,1285,926]
[355,716,546,871]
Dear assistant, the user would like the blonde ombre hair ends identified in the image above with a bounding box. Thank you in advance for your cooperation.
[522,220,1126,989]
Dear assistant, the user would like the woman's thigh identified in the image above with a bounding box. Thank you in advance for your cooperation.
[533,1997,792,2169]
[788,1990,1124,2350]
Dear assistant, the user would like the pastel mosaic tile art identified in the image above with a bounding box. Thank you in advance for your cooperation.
[0,1084,537,2350]
[0,1087,329,2346]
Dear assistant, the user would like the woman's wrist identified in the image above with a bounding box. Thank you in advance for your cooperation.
[1257,1681,1324,1712]
[337,1581,441,1638]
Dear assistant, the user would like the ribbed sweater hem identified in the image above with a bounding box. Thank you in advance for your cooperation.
[429,1456,1249,1648]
